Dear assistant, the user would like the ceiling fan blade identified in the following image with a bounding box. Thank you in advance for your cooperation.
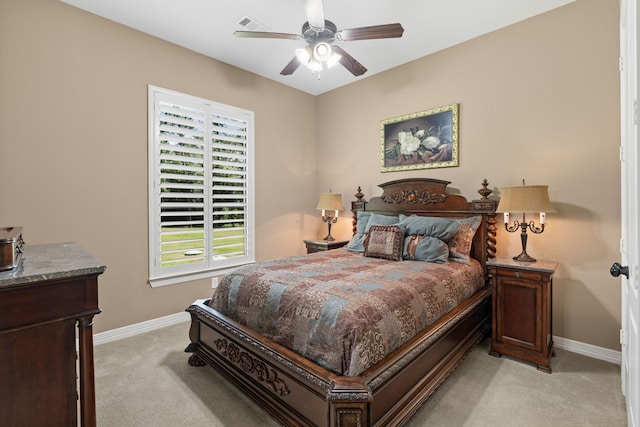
[332,46,367,76]
[234,31,300,40]
[280,57,302,75]
[336,23,404,41]
[304,0,325,31]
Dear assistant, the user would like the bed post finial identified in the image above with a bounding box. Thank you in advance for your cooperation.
[471,179,498,265]
[352,186,366,236]
[478,179,492,200]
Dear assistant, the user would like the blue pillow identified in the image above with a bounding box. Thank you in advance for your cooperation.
[346,212,399,252]
[402,234,450,264]
[355,211,372,233]
[398,215,459,242]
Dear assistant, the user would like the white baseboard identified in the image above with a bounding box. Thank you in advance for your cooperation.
[93,312,190,346]
[554,335,622,365]
[91,314,623,366]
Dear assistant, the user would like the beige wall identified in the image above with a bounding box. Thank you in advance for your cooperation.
[317,0,621,350]
[0,0,318,332]
[0,0,622,351]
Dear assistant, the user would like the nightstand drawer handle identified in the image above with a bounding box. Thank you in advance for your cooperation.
[515,272,521,279]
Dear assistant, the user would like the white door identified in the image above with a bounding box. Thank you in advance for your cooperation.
[618,1,640,425]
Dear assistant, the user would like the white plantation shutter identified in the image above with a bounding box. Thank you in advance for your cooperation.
[149,86,254,286]
[210,112,249,259]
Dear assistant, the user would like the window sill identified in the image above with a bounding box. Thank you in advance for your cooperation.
[148,263,254,288]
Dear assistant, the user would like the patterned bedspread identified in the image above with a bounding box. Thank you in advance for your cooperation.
[209,249,485,376]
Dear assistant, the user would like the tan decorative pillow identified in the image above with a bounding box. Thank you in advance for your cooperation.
[363,225,405,261]
[448,216,482,264]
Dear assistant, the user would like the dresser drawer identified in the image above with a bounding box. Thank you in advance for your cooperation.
[0,276,99,331]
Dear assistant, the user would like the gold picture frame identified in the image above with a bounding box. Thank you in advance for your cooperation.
[380,103,459,172]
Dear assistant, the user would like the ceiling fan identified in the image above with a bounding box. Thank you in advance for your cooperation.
[234,0,404,77]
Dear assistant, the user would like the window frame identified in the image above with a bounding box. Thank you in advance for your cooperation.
[147,85,255,287]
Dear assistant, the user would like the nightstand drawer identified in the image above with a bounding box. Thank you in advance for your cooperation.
[495,268,542,282]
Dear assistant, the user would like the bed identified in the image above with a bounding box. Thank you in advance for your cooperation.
[185,178,497,427]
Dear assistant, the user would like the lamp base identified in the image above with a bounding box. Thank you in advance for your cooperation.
[322,218,336,241]
[513,251,537,263]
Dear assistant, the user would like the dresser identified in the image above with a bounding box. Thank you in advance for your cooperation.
[488,258,558,373]
[0,242,106,426]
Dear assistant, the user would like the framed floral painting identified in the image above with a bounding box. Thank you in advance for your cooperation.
[380,103,459,172]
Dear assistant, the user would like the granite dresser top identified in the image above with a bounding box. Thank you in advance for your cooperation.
[0,242,106,288]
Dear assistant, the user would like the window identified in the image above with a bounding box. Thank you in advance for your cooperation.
[148,86,255,287]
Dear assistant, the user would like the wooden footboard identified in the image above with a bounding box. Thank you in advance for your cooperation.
[185,285,491,427]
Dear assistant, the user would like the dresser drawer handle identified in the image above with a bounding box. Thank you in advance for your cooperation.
[515,272,521,279]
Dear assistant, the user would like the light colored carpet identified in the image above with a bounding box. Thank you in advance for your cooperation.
[94,322,627,426]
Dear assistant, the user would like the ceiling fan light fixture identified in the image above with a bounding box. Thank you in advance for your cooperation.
[308,58,323,72]
[295,46,313,63]
[313,42,333,62]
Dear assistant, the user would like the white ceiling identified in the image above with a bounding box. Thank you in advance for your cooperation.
[60,0,575,96]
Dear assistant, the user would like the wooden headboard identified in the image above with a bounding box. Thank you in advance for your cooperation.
[351,178,498,276]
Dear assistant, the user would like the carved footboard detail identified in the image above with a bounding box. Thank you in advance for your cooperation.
[335,408,364,427]
[214,338,290,396]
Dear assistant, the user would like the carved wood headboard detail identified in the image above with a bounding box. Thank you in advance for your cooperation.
[351,178,498,273]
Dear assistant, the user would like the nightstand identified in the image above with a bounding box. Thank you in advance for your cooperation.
[488,257,558,373]
[303,239,349,254]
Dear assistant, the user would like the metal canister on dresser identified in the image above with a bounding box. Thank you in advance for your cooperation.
[0,226,24,271]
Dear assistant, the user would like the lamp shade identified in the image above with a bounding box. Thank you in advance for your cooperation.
[316,193,343,211]
[496,185,556,213]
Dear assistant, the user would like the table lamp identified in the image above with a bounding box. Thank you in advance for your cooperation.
[496,182,555,262]
[316,192,343,241]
